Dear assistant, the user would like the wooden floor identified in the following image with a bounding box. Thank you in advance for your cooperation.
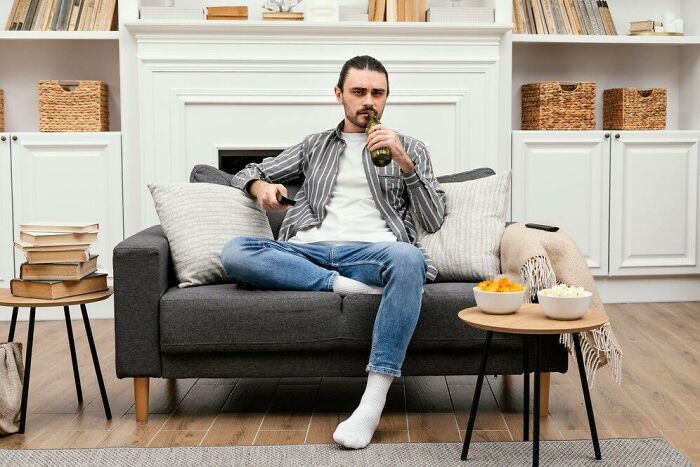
[0,302,698,464]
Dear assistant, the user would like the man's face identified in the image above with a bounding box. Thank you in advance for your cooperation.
[334,68,389,131]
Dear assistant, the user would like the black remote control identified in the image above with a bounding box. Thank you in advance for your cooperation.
[279,195,297,206]
[525,223,559,232]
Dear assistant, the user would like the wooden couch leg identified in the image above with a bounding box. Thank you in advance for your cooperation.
[134,377,150,422]
[539,372,550,417]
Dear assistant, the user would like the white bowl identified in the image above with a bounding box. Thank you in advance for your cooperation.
[473,287,524,315]
[537,291,592,320]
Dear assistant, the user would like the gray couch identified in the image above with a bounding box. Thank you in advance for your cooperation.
[113,165,568,421]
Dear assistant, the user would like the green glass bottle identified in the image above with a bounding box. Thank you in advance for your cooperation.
[365,110,392,167]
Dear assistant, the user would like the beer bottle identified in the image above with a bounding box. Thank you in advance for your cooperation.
[365,110,392,167]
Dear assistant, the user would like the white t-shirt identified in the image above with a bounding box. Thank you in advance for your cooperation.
[288,131,397,244]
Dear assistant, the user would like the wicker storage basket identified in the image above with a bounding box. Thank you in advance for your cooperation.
[0,89,4,132]
[39,80,109,132]
[603,88,666,130]
[521,81,596,130]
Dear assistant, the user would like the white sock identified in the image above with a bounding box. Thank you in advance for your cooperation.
[333,372,394,449]
[332,275,384,295]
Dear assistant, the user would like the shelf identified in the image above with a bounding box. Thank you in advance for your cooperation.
[125,20,513,39]
[513,33,700,45]
[0,31,119,40]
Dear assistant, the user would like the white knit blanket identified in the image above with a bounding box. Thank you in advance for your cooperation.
[500,223,622,386]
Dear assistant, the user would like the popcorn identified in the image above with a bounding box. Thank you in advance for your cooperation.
[539,283,588,298]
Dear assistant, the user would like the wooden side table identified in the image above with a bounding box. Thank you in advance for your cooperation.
[0,288,113,434]
[458,303,609,466]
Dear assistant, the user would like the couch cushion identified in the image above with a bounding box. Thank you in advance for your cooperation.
[189,164,301,239]
[160,284,343,353]
[340,282,512,350]
[416,171,511,282]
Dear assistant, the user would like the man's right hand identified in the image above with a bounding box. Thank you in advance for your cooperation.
[248,180,290,212]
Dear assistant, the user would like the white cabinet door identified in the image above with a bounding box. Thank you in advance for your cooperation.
[609,131,700,276]
[512,131,610,276]
[11,132,124,279]
[0,134,14,288]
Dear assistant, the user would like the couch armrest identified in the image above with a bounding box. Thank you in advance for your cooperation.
[113,225,172,378]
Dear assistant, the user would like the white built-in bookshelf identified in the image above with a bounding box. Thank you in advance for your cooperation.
[0,0,698,132]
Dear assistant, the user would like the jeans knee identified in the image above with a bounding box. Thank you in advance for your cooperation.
[220,235,261,279]
[387,243,426,278]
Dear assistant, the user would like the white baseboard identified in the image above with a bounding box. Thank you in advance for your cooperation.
[596,275,700,304]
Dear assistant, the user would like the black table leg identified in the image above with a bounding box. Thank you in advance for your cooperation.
[64,306,83,404]
[573,332,602,460]
[461,331,493,461]
[8,307,18,341]
[523,334,530,442]
[18,307,36,434]
[533,335,540,467]
[80,304,111,420]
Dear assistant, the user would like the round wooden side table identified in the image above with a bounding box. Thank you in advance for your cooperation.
[458,303,609,466]
[0,288,113,434]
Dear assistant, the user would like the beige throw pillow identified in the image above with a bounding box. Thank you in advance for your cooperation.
[148,183,274,288]
[416,170,511,281]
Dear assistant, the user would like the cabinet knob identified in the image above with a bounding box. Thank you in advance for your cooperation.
[0,136,5,142]
[12,135,17,141]
[614,133,620,139]
[604,133,610,138]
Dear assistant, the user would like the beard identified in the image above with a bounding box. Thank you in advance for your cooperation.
[346,108,374,129]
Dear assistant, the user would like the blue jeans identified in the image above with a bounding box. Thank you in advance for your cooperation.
[220,236,427,377]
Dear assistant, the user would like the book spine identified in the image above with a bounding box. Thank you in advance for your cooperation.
[22,0,39,30]
[565,0,581,34]
[540,0,556,34]
[550,0,564,34]
[524,0,536,34]
[531,0,545,34]
[557,0,572,34]
[6,0,19,30]
[584,0,599,34]
[575,0,591,34]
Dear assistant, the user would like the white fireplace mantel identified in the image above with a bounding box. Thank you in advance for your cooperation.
[120,20,513,235]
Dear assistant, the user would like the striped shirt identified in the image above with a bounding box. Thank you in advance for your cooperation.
[230,120,446,281]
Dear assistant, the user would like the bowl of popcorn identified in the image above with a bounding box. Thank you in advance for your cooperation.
[537,284,592,320]
[473,277,525,315]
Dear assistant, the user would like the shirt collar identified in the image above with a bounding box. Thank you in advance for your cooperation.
[333,120,345,140]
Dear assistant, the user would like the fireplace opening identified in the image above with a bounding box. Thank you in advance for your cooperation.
[218,149,285,174]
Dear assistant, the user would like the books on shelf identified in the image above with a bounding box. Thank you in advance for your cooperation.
[4,0,118,31]
[369,0,426,23]
[10,221,106,300]
[10,272,109,300]
[513,0,617,35]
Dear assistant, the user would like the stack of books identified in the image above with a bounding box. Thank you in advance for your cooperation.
[512,0,617,35]
[368,0,427,22]
[10,222,108,300]
[5,0,118,31]
[629,20,660,34]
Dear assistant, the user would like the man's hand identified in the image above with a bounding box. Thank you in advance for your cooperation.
[248,180,290,212]
[366,124,415,173]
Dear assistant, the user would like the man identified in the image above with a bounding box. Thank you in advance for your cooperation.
[221,55,446,449]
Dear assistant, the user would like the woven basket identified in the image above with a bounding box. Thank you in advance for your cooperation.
[521,82,596,130]
[39,80,109,132]
[603,88,666,130]
[0,89,4,132]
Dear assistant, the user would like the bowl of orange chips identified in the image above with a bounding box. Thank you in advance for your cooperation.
[473,276,525,314]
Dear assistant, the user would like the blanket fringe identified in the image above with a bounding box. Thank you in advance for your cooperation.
[519,256,622,387]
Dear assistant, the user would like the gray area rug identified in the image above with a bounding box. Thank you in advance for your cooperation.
[0,438,692,466]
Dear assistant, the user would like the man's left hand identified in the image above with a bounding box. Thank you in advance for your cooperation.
[366,124,415,173]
